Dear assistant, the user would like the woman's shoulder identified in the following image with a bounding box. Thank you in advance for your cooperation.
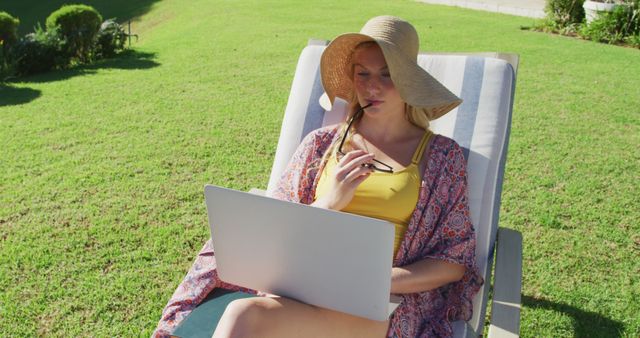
[426,133,467,169]
[430,133,464,157]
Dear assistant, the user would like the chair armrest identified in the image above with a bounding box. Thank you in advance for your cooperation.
[248,188,266,196]
[487,227,522,338]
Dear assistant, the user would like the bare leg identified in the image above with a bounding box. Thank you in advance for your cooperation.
[212,296,389,338]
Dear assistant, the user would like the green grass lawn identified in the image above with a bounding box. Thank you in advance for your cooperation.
[1,0,638,336]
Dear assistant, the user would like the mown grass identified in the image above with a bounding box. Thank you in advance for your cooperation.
[1,0,638,336]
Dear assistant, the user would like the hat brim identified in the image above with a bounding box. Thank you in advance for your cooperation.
[320,33,462,120]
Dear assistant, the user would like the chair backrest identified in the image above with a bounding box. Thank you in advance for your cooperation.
[267,43,516,337]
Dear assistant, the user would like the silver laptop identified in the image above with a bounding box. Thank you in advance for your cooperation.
[204,184,401,321]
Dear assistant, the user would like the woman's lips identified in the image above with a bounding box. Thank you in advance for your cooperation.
[367,100,383,106]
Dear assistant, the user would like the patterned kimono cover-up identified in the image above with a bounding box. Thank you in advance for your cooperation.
[153,126,482,338]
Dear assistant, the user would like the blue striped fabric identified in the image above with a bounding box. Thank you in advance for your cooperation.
[301,66,326,138]
[453,57,485,160]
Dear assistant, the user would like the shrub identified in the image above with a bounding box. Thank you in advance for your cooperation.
[95,19,128,58]
[618,0,640,37]
[11,25,69,76]
[545,0,586,29]
[45,4,102,62]
[580,0,640,45]
[1,12,20,80]
[626,32,640,47]
[0,11,20,47]
[581,12,624,42]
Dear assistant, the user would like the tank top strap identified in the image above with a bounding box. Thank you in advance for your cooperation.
[411,130,434,165]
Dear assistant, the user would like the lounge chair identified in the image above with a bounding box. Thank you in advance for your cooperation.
[167,40,522,338]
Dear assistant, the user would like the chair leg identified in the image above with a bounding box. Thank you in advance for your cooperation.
[487,227,522,338]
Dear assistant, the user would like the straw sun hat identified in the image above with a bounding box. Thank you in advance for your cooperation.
[320,15,462,120]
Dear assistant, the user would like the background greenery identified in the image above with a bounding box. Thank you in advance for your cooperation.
[1,0,638,336]
[1,0,160,35]
[540,0,640,47]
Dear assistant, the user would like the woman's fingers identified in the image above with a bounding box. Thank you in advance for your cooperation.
[337,149,368,166]
[336,151,375,181]
[314,149,375,211]
[343,164,373,183]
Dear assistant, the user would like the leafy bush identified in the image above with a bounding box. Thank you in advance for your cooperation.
[45,4,102,62]
[545,0,586,29]
[619,0,640,36]
[95,19,128,58]
[3,7,136,79]
[580,0,640,45]
[0,11,20,46]
[1,12,20,80]
[626,32,640,47]
[581,12,624,42]
[11,25,69,76]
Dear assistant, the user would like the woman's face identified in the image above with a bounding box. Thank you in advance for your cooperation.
[352,43,404,117]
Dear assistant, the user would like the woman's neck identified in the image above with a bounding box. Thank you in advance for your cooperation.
[356,111,422,144]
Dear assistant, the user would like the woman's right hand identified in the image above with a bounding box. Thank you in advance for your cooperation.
[312,149,375,211]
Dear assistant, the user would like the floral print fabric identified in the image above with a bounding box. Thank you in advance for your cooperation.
[153,125,482,338]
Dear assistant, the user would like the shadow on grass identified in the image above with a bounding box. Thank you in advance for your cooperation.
[11,50,160,84]
[1,50,158,105]
[522,295,624,337]
[0,84,41,107]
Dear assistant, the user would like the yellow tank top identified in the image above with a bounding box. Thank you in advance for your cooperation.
[315,130,433,257]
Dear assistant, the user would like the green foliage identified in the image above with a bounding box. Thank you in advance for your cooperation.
[580,1,640,45]
[0,12,20,80]
[3,4,139,79]
[625,31,640,46]
[95,19,128,58]
[537,0,640,48]
[45,4,103,62]
[545,0,585,28]
[581,11,624,42]
[11,24,69,76]
[0,51,13,81]
[535,16,582,35]
[0,11,20,46]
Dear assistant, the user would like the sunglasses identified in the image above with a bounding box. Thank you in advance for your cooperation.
[337,104,394,173]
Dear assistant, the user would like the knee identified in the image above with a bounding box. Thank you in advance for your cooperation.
[224,298,267,324]
[215,298,270,337]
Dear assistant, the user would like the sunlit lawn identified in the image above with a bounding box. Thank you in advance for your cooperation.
[1,0,638,336]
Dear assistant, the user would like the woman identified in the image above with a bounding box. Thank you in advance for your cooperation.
[154,16,482,337]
